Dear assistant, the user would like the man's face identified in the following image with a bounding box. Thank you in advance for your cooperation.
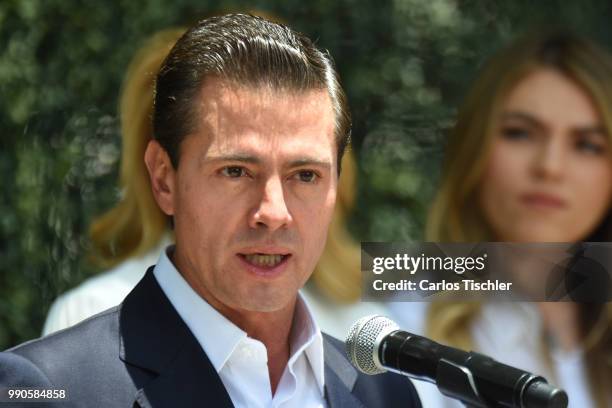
[152,79,338,314]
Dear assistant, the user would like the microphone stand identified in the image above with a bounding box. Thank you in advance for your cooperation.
[435,358,567,408]
[436,358,492,407]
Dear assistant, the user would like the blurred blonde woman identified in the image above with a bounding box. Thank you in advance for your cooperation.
[43,27,381,338]
[43,28,184,335]
[389,30,612,407]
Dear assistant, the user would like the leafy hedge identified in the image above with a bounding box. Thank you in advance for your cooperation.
[2,0,611,349]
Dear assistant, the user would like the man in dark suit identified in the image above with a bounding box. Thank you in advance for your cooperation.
[2,14,421,407]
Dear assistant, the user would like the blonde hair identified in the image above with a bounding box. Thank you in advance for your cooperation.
[311,150,361,302]
[426,29,612,406]
[89,28,185,267]
[88,27,362,302]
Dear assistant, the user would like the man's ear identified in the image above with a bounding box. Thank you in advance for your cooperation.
[144,140,176,216]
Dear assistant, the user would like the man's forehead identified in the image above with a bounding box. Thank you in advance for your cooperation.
[196,78,335,137]
[195,78,333,120]
[191,78,336,156]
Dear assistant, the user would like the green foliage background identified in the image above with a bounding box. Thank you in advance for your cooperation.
[2,0,612,349]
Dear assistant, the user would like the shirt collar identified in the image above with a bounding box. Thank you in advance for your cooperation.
[291,291,325,395]
[152,246,325,394]
[153,246,247,372]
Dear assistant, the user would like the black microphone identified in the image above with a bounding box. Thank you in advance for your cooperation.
[345,315,568,408]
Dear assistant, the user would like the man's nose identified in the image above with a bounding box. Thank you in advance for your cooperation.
[531,136,565,181]
[249,176,293,231]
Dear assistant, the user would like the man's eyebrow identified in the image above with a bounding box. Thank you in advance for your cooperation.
[288,158,332,169]
[200,154,262,165]
[200,154,332,168]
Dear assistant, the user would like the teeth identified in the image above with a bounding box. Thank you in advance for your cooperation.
[244,254,284,267]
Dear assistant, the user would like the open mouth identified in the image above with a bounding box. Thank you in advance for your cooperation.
[239,253,290,268]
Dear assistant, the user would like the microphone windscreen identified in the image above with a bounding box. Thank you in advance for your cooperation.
[345,315,398,375]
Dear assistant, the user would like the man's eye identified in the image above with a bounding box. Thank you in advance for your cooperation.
[221,166,247,178]
[294,170,317,183]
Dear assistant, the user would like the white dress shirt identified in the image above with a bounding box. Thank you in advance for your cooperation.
[153,247,326,408]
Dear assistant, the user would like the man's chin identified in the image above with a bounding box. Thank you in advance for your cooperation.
[227,288,298,314]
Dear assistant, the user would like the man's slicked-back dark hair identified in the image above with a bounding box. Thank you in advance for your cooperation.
[153,13,351,172]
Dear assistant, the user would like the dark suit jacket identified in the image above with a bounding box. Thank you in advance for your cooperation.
[2,269,421,407]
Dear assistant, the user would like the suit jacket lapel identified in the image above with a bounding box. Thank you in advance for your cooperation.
[323,336,365,408]
[119,268,233,408]
[135,336,233,408]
